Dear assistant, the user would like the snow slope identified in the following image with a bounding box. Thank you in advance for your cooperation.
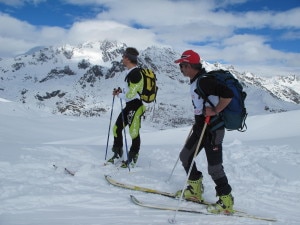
[0,98,300,225]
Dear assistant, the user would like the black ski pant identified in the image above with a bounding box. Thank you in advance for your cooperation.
[113,99,145,161]
[179,126,232,196]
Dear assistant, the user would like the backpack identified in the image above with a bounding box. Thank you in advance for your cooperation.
[139,68,158,103]
[196,70,247,132]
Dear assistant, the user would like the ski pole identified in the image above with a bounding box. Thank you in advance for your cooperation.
[120,98,130,172]
[169,116,210,224]
[105,95,115,160]
[166,127,193,182]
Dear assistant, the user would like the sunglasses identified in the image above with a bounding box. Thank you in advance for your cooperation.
[179,63,189,69]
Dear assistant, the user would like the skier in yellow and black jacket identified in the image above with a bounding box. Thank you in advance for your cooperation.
[107,47,146,168]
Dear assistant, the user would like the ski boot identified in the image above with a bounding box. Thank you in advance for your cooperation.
[175,177,204,202]
[107,146,123,164]
[207,193,234,214]
[120,153,139,168]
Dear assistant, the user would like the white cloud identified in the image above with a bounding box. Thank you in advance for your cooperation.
[0,0,23,6]
[0,13,66,55]
[282,31,300,40]
[64,20,159,50]
[237,8,300,29]
[271,8,300,28]
[0,0,46,7]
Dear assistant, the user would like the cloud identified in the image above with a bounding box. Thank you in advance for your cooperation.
[271,8,300,29]
[0,13,38,55]
[64,20,159,50]
[0,12,66,56]
[189,33,300,76]
[0,12,160,56]
[282,31,300,40]
[238,8,300,29]
[0,0,46,7]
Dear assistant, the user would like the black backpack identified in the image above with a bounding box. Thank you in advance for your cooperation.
[197,70,247,132]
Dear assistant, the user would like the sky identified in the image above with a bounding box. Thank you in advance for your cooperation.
[0,0,299,77]
[0,97,300,225]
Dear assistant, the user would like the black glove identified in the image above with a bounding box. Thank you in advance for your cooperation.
[112,87,122,96]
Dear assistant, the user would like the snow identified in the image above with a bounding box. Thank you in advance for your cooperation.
[1,98,300,225]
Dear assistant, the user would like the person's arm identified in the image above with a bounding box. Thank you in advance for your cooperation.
[205,97,232,116]
[118,69,143,100]
[199,77,233,116]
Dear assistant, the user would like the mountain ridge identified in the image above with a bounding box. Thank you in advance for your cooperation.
[1,40,299,128]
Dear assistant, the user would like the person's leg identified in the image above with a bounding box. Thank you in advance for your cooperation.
[205,128,234,214]
[175,132,205,202]
[121,103,145,168]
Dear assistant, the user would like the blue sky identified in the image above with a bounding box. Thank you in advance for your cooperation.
[0,0,299,76]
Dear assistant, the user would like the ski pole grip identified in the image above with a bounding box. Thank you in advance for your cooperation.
[204,116,211,124]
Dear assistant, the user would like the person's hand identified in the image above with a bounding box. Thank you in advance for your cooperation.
[112,87,122,96]
[204,107,219,116]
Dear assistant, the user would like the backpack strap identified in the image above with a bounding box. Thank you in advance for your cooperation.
[196,75,216,108]
[124,67,141,83]
[197,75,225,131]
[237,108,248,132]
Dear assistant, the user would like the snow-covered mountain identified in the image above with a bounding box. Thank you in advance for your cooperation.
[1,40,299,128]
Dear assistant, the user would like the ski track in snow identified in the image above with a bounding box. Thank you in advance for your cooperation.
[1,102,300,225]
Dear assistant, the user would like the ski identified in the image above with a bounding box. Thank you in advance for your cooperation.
[130,195,211,215]
[105,175,211,206]
[105,175,276,222]
[130,195,277,222]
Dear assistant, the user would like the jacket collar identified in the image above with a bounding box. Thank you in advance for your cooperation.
[190,69,207,83]
[190,72,201,84]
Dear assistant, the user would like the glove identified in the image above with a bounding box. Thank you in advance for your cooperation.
[112,87,122,96]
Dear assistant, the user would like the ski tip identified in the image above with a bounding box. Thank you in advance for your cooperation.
[64,167,75,176]
[130,195,141,205]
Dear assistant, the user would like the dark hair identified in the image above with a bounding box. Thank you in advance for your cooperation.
[124,47,139,64]
[190,63,207,74]
[190,63,203,70]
